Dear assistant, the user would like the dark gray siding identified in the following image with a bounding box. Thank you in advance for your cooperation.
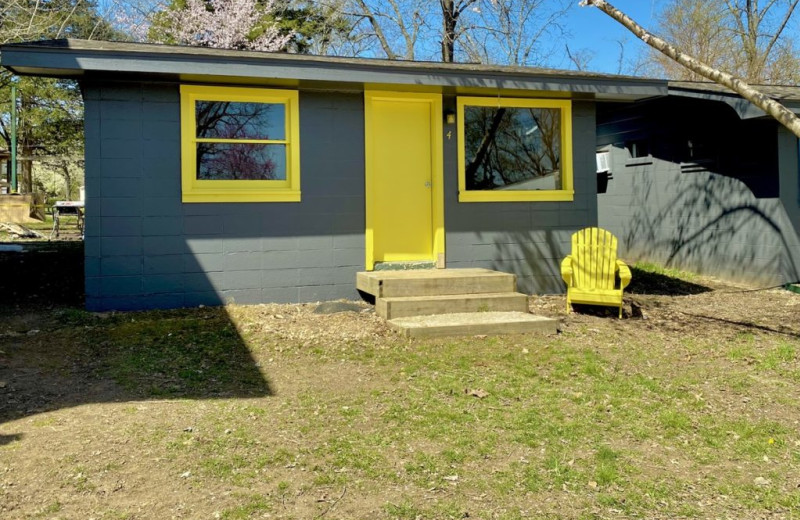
[597,97,800,286]
[444,100,598,294]
[84,82,366,311]
[84,83,599,311]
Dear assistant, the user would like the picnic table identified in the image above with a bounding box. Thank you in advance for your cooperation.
[51,200,84,239]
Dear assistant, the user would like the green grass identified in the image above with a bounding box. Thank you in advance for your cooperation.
[84,308,269,397]
[220,494,272,519]
[633,261,698,281]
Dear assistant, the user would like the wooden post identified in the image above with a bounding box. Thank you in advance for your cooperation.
[10,85,17,193]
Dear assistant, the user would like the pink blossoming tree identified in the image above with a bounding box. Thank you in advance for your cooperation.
[153,0,293,51]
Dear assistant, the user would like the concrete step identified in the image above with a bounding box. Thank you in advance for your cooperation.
[357,268,516,298]
[376,292,528,320]
[389,311,557,338]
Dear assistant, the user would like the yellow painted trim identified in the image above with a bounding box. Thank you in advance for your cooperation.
[364,91,445,271]
[456,96,574,203]
[180,85,301,203]
[430,94,445,270]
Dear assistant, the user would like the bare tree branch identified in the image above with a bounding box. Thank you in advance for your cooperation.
[581,0,800,138]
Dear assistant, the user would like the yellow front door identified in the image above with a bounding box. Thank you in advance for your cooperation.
[365,91,444,270]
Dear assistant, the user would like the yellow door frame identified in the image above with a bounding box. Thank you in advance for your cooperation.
[364,90,445,271]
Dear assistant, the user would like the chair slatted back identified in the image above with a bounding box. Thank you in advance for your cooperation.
[571,227,618,290]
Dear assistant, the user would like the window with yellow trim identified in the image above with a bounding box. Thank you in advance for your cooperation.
[457,97,573,202]
[180,85,301,203]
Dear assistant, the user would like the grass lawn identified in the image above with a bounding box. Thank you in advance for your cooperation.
[1,265,799,519]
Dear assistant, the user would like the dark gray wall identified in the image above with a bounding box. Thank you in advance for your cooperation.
[597,97,800,286]
[444,99,598,294]
[83,82,366,311]
[83,83,598,310]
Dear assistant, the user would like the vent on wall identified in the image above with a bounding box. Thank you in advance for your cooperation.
[596,151,612,194]
[596,151,610,174]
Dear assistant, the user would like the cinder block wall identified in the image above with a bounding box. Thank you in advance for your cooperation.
[83,82,366,311]
[83,83,600,310]
[444,99,599,294]
[597,97,800,286]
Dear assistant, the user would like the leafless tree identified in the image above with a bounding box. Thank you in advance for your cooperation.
[460,0,571,66]
[581,0,800,138]
[342,0,572,65]
[346,0,429,60]
[643,0,800,84]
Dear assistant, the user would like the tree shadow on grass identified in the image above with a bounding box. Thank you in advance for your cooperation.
[627,266,712,296]
[0,241,84,307]
[0,433,23,446]
[0,243,272,427]
[0,306,272,425]
[566,267,712,318]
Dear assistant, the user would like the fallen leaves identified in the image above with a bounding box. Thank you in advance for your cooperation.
[753,476,770,487]
[465,388,489,399]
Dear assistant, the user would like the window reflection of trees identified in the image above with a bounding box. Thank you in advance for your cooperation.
[195,101,283,180]
[465,107,561,191]
[198,143,282,181]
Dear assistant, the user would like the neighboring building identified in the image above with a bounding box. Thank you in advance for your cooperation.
[0,149,9,188]
[597,82,800,286]
[1,39,665,311]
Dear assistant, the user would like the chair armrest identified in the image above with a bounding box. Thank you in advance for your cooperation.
[616,259,632,290]
[561,256,574,286]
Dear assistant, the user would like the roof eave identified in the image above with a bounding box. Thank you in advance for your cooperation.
[1,39,667,101]
[669,84,800,119]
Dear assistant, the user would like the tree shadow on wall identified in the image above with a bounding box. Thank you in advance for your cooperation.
[619,163,800,286]
[487,229,711,297]
[487,228,571,295]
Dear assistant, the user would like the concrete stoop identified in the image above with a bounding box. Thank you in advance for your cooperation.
[356,268,557,338]
[388,311,557,338]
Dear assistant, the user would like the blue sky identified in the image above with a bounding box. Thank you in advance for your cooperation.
[563,0,660,73]
[96,0,663,74]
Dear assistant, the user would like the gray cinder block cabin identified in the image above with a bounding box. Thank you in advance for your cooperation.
[1,39,665,311]
[597,82,800,286]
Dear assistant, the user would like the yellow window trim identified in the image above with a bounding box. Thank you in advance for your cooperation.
[180,85,301,203]
[456,96,574,203]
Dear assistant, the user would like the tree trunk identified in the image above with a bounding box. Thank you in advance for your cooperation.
[440,0,457,63]
[61,161,73,200]
[19,158,32,194]
[580,0,800,139]
[465,108,507,187]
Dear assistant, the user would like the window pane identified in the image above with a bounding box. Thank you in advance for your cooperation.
[196,143,287,180]
[463,106,561,191]
[196,101,286,140]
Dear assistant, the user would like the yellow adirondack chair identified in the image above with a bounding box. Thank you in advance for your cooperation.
[561,227,632,318]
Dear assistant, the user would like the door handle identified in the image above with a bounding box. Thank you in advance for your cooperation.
[424,181,432,188]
